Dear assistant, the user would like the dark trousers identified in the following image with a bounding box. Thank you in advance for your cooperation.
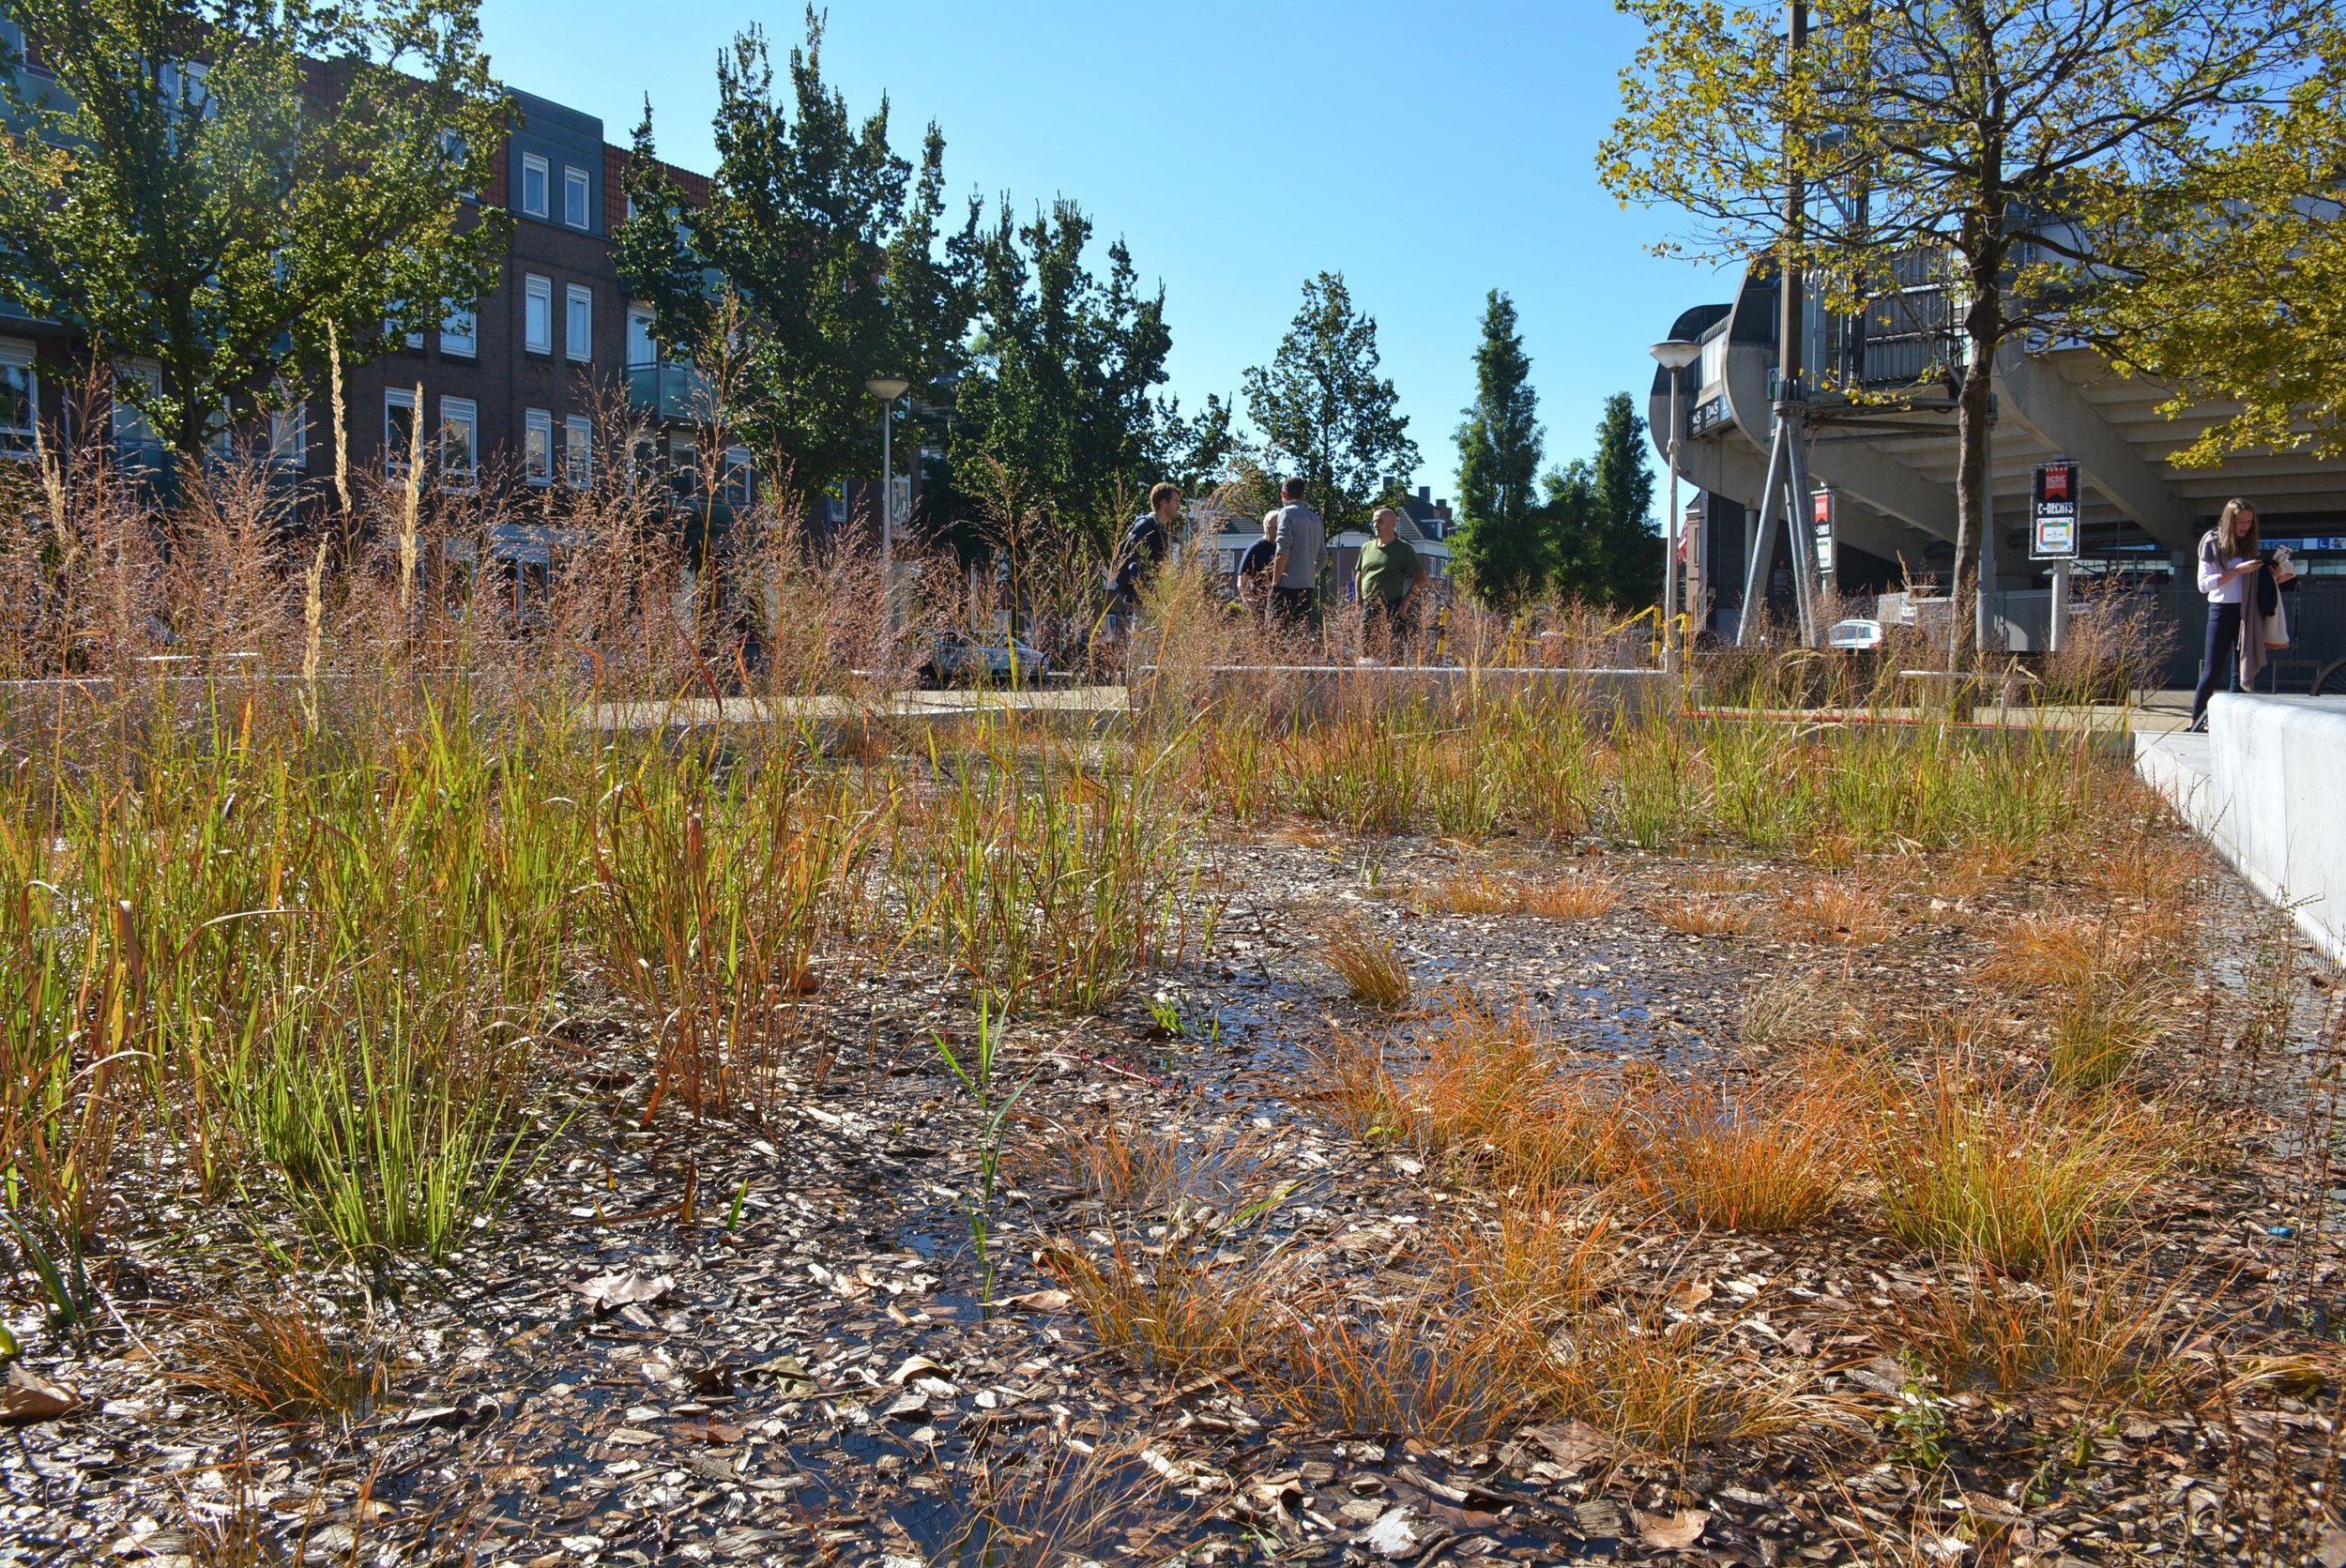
[2191,601,2243,724]
[1363,598,1411,656]
[1269,586,1314,629]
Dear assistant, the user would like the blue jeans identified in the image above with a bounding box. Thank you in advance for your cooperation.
[2191,601,2242,724]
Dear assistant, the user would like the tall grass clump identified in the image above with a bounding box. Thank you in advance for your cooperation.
[1628,1075,1852,1232]
[1870,1066,2173,1274]
[1325,913,1412,1011]
[895,723,1207,1013]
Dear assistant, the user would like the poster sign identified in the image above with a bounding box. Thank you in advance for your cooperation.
[1810,490,1835,574]
[2032,460,2079,559]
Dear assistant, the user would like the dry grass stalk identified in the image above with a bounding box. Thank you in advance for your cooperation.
[2046,972,2172,1088]
[299,537,327,732]
[934,1439,1176,1568]
[328,321,351,518]
[398,381,424,617]
[1326,912,1410,1012]
[1027,1110,1274,1220]
[1441,1201,1614,1315]
[1261,1276,1549,1442]
[1628,1074,1852,1232]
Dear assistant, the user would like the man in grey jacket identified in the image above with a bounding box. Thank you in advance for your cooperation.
[1265,477,1324,628]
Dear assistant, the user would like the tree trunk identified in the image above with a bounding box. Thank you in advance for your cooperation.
[1949,257,2003,673]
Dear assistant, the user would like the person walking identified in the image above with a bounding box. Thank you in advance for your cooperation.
[2189,497,2268,732]
[1356,506,1427,658]
[1110,481,1180,632]
[1265,478,1324,631]
[1237,512,1277,617]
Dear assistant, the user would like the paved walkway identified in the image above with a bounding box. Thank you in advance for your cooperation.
[589,685,1130,734]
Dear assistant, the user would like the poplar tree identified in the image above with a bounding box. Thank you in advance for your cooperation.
[0,0,511,460]
[1453,290,1546,606]
[1601,0,2329,662]
[1242,272,1419,527]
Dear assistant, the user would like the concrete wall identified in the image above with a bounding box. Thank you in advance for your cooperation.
[2208,693,2346,963]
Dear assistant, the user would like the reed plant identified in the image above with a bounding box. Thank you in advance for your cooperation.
[1325,913,1412,1012]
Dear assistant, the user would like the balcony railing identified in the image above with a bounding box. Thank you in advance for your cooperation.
[623,360,709,422]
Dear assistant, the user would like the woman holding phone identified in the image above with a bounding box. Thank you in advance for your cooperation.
[2188,498,2264,732]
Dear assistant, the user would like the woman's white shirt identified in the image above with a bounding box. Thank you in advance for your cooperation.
[2199,540,2254,604]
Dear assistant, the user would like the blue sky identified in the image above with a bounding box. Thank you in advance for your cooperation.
[477,0,1738,503]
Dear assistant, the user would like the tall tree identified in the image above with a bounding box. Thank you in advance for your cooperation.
[951,199,1174,553]
[1536,394,1656,609]
[0,0,511,459]
[1242,272,1419,527]
[614,10,977,508]
[1453,290,1546,606]
[1602,0,2329,662]
[1587,391,1658,608]
[2098,53,2346,466]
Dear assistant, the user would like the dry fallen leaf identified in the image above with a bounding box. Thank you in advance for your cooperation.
[568,1271,676,1312]
[1,1364,76,1424]
[1667,1278,1714,1311]
[888,1354,952,1385]
[1634,1507,1710,1550]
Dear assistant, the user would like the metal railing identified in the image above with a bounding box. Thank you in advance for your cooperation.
[623,360,709,422]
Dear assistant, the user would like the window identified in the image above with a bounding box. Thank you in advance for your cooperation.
[520,152,549,219]
[439,396,478,488]
[388,299,422,350]
[525,275,552,354]
[566,285,592,363]
[440,304,478,358]
[722,446,754,506]
[384,387,419,476]
[0,340,35,458]
[114,360,161,452]
[563,166,589,229]
[269,402,307,467]
[626,307,657,368]
[669,433,697,495]
[629,434,659,484]
[565,416,592,487]
[523,408,553,485]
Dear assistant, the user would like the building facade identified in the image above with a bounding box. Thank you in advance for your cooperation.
[0,38,741,521]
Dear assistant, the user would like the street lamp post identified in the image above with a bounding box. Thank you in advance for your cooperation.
[866,376,909,583]
[1647,339,1702,675]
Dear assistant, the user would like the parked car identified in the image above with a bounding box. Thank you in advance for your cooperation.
[915,631,1051,688]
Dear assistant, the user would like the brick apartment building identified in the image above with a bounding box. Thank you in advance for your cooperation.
[0,24,744,523]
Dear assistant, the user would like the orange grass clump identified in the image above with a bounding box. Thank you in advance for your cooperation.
[1421,868,1622,921]
[1044,1233,1279,1380]
[1628,1075,1853,1232]
[1773,879,1898,945]
[1326,913,1412,1012]
[168,1291,382,1425]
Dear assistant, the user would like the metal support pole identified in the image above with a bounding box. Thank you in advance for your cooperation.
[1663,373,1682,674]
[2049,557,2070,654]
[879,398,894,585]
[1737,411,1790,647]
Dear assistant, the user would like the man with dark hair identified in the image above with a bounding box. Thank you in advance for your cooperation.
[1265,477,1323,629]
[1111,481,1181,631]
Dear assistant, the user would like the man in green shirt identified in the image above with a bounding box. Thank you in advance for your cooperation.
[1356,506,1428,657]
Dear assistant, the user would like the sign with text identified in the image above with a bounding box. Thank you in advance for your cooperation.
[1810,490,1835,574]
[2032,460,2079,560]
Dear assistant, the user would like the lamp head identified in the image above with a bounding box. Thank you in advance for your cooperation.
[1648,339,1701,373]
[867,376,910,402]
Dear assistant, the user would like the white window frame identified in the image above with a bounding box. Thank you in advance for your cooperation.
[564,415,593,488]
[566,284,593,363]
[439,395,479,490]
[525,275,553,355]
[628,433,659,485]
[523,408,553,486]
[269,401,307,467]
[439,303,479,358]
[626,306,657,369]
[114,360,162,451]
[520,152,549,219]
[0,339,37,458]
[563,166,590,229]
[383,387,419,477]
[669,432,697,495]
[722,446,754,507]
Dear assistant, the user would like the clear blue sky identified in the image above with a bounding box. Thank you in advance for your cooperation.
[476,0,1738,504]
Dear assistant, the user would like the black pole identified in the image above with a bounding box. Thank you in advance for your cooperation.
[1780,0,1807,393]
